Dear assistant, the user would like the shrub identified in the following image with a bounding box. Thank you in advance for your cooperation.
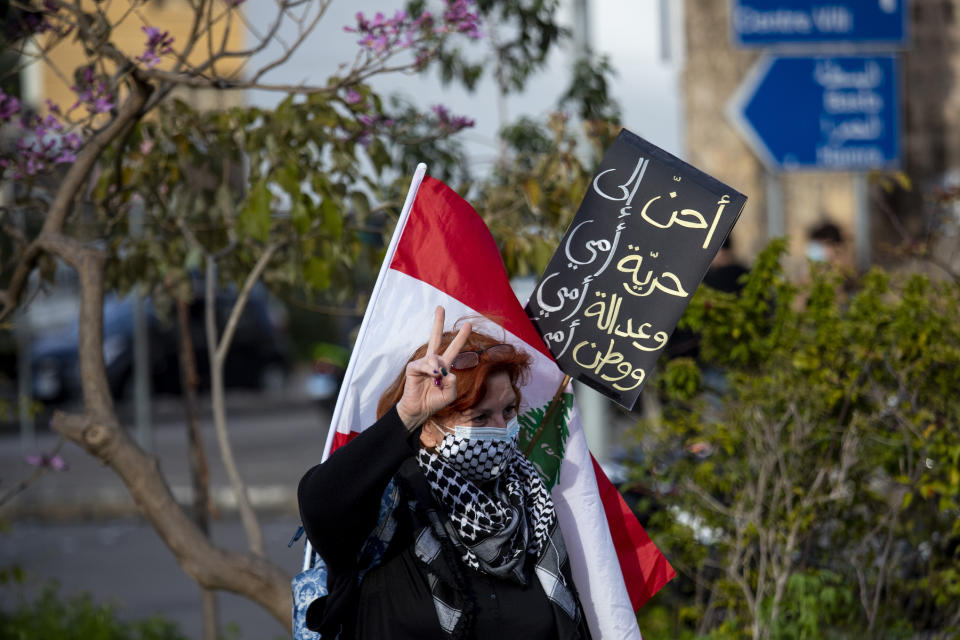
[0,584,187,640]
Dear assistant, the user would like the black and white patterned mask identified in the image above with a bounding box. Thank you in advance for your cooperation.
[433,418,520,485]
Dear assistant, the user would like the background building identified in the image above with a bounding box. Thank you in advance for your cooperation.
[24,0,245,114]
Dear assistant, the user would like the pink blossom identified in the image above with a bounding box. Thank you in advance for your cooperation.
[137,25,174,68]
[91,96,113,113]
[344,89,363,105]
[25,453,68,471]
[355,109,397,135]
[443,0,482,38]
[53,149,76,163]
[344,0,481,60]
[0,91,21,120]
[138,50,161,68]
[431,103,475,132]
[69,78,114,115]
[0,98,86,179]
[62,132,83,148]
[345,6,446,57]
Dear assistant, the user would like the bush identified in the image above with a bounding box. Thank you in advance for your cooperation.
[633,241,960,639]
[0,584,187,640]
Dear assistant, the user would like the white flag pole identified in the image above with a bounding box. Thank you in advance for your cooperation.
[320,163,428,461]
[303,164,427,573]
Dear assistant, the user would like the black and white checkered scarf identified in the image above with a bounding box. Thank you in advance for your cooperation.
[413,445,581,637]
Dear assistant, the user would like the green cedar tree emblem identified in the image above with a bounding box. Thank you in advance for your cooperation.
[517,392,574,490]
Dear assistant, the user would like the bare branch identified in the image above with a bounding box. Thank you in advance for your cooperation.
[248,1,331,83]
[173,0,207,76]
[215,242,281,364]
[0,438,66,507]
[205,255,263,556]
[682,478,733,518]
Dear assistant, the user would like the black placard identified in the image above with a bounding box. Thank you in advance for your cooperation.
[525,129,747,411]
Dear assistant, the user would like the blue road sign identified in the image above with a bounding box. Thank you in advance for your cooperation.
[732,1,907,47]
[727,55,900,171]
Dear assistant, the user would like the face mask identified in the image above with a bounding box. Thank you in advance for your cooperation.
[450,417,520,442]
[433,417,520,484]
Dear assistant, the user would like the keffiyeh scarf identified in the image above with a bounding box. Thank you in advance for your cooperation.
[412,445,581,637]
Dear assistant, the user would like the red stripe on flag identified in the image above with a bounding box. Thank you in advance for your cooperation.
[591,454,676,610]
[390,176,553,361]
[331,429,360,453]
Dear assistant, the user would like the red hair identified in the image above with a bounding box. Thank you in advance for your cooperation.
[376,323,532,422]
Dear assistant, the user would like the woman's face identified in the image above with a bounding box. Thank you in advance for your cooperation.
[419,371,518,448]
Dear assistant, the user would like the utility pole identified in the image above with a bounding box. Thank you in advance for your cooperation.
[130,198,153,451]
[15,46,41,454]
[569,0,611,461]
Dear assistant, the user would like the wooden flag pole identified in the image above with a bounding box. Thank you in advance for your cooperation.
[523,374,572,456]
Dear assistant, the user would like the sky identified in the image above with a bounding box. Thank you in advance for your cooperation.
[244,0,683,173]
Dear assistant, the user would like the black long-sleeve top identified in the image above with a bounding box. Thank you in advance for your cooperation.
[298,406,561,639]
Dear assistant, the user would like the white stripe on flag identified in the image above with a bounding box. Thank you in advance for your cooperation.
[322,164,427,460]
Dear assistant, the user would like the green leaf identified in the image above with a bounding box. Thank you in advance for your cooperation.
[276,161,302,197]
[291,198,311,235]
[367,138,391,175]
[320,197,343,237]
[902,491,914,509]
[304,255,331,290]
[238,180,271,242]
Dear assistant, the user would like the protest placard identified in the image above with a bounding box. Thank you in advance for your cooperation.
[526,129,747,410]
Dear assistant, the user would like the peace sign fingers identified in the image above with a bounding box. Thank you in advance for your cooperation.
[426,306,445,356]
[442,320,473,365]
[396,306,472,431]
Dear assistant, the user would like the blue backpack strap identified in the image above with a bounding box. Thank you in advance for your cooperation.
[292,543,326,640]
[288,526,305,548]
[356,478,400,578]
[291,478,401,639]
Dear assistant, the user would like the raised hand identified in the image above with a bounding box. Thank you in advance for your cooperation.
[396,306,471,430]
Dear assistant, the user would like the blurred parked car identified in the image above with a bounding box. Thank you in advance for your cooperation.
[30,284,289,404]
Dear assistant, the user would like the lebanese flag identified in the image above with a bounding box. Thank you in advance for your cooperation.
[321,164,674,638]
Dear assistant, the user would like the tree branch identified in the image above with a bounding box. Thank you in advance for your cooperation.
[48,411,292,628]
[0,438,66,507]
[205,255,264,556]
[0,75,152,321]
[215,242,281,364]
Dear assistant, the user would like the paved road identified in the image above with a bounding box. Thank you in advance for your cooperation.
[2,388,329,518]
[3,516,300,640]
[0,388,331,640]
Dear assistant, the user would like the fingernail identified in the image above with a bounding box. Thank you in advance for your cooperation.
[433,378,442,387]
[440,367,448,376]
[433,369,439,375]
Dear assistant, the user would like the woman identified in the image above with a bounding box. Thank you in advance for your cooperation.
[298,307,590,639]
